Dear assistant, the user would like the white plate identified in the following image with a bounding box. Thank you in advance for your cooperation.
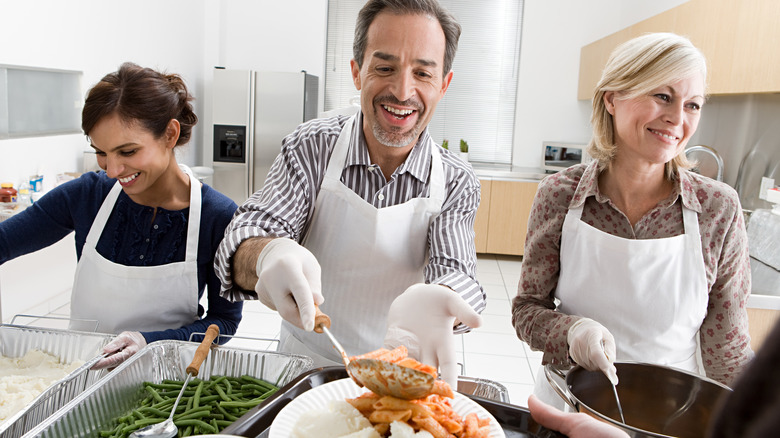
[270,378,506,438]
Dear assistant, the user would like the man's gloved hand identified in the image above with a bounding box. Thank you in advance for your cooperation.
[383,283,483,389]
[92,331,146,370]
[567,318,618,385]
[255,237,324,331]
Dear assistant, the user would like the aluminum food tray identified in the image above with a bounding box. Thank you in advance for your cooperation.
[22,340,313,438]
[0,324,114,438]
[221,367,565,438]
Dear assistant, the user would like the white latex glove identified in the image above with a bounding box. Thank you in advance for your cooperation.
[383,283,483,389]
[567,318,619,385]
[92,331,146,370]
[255,237,324,331]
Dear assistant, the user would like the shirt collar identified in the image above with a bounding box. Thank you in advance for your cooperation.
[345,110,432,183]
[571,160,701,213]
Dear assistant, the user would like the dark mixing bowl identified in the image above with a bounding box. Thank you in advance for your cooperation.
[545,362,732,438]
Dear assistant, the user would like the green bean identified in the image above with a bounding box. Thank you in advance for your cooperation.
[193,380,204,409]
[97,374,279,437]
[144,386,165,403]
[175,418,216,433]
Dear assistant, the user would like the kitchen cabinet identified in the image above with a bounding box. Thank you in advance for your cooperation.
[578,0,780,99]
[474,179,539,256]
[747,307,780,351]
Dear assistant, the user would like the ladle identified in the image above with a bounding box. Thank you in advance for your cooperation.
[314,306,434,400]
[130,324,220,438]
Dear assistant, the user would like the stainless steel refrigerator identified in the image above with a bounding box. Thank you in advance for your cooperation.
[211,68,318,204]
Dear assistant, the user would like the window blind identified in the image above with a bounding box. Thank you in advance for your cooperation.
[325,0,523,164]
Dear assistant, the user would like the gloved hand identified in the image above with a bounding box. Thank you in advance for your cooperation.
[255,237,324,331]
[92,331,146,370]
[383,283,483,389]
[567,318,618,385]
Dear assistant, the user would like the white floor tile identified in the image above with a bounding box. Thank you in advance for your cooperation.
[482,298,511,316]
[464,352,534,385]
[476,313,516,335]
[476,271,505,287]
[502,382,535,407]
[481,283,510,301]
[476,255,501,273]
[463,331,526,357]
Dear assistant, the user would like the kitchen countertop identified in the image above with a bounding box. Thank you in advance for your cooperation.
[470,163,549,182]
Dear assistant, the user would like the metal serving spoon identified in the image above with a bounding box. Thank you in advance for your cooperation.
[314,306,434,400]
[130,324,220,438]
[601,339,626,424]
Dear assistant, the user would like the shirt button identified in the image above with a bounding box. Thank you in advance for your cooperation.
[139,255,144,260]
[153,224,159,230]
[145,238,150,242]
[377,194,385,201]
[368,166,375,172]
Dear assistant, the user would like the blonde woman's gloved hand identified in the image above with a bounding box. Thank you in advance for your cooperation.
[383,283,483,389]
[92,331,146,370]
[255,237,323,331]
[567,318,618,385]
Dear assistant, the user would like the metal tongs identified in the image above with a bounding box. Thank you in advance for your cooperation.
[314,305,434,400]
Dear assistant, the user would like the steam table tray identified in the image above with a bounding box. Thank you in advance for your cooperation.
[221,367,565,438]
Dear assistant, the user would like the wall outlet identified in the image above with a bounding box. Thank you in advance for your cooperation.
[759,177,775,200]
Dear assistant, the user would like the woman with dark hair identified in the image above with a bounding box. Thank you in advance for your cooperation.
[0,62,242,369]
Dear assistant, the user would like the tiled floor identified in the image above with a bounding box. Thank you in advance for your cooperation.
[38,254,539,407]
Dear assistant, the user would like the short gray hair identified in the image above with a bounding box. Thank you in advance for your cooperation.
[353,0,461,75]
[588,32,708,179]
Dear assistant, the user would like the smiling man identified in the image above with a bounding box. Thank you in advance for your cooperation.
[214,0,485,388]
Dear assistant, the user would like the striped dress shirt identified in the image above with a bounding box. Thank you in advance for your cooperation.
[215,113,485,330]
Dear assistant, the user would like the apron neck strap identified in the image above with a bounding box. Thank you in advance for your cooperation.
[84,167,202,263]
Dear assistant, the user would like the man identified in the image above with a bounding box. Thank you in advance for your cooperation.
[214,0,484,387]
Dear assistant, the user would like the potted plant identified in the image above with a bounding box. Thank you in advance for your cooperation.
[441,139,449,150]
[459,139,469,162]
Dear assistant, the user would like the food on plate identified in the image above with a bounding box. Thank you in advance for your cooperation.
[291,400,377,438]
[98,374,279,437]
[0,350,84,424]
[291,400,434,438]
[345,347,492,437]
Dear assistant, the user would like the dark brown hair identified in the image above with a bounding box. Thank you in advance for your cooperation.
[82,62,197,146]
[353,0,461,75]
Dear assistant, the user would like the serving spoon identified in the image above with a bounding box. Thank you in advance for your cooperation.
[601,339,626,424]
[314,306,434,400]
[130,324,220,438]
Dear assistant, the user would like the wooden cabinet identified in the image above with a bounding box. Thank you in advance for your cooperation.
[474,179,539,256]
[578,0,780,99]
[747,307,780,351]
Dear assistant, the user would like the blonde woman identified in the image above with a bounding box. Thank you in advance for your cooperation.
[512,33,753,405]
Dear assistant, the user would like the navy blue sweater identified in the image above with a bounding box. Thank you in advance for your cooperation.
[0,171,242,343]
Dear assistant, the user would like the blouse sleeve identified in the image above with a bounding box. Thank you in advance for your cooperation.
[698,188,754,385]
[511,173,581,367]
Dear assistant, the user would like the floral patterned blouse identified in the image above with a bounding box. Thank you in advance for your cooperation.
[511,160,754,385]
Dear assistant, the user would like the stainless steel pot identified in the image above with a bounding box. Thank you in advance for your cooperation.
[545,362,732,438]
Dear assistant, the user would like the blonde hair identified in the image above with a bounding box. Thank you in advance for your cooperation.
[588,32,708,179]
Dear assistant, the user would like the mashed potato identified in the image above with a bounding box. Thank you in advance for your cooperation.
[291,400,433,438]
[0,350,84,424]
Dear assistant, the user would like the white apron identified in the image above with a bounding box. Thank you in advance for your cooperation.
[70,168,200,334]
[535,202,708,406]
[279,115,445,366]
